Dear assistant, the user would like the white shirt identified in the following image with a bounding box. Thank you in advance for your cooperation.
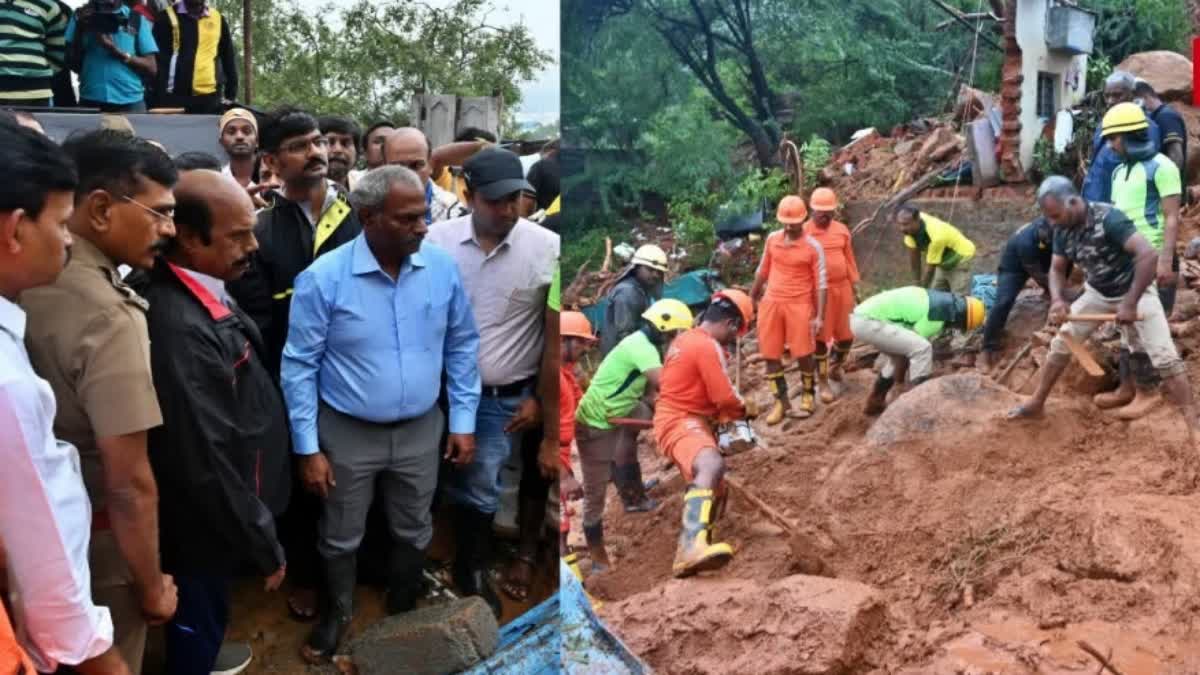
[0,296,113,671]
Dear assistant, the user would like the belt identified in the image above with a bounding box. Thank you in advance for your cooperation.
[481,377,536,399]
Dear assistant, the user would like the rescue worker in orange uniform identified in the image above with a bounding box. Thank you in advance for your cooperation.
[750,195,827,423]
[653,290,758,578]
[558,311,594,552]
[804,188,860,403]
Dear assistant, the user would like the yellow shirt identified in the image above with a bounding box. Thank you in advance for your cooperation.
[433,167,469,206]
[903,213,975,267]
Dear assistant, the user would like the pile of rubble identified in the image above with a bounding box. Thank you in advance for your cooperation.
[820,118,967,202]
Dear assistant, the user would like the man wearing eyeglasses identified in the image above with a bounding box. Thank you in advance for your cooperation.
[226,106,362,628]
[228,106,362,375]
[21,129,180,675]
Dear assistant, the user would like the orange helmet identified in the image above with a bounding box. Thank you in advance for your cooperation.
[712,289,754,335]
[809,187,838,212]
[776,195,809,224]
[561,311,596,341]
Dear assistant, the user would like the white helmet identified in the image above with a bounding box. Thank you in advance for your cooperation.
[631,244,669,272]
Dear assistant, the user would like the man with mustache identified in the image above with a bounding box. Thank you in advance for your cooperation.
[319,115,361,191]
[128,169,289,674]
[0,120,132,675]
[226,106,361,626]
[218,108,259,189]
[426,147,559,616]
[21,130,180,674]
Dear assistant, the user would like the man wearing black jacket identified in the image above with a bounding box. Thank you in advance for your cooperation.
[151,0,237,113]
[981,217,1055,370]
[227,106,360,623]
[134,170,288,674]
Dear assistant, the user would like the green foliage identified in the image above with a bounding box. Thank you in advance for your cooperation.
[1030,136,1076,184]
[1085,53,1113,94]
[211,0,551,124]
[1089,0,1191,63]
[800,135,832,191]
[561,221,627,278]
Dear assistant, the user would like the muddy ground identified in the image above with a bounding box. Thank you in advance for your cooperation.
[571,296,1200,674]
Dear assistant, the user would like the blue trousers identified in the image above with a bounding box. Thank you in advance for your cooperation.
[165,574,230,675]
[443,389,529,514]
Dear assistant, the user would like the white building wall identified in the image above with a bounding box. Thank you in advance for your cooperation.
[1015,0,1089,171]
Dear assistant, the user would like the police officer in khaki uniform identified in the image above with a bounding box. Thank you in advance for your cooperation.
[21,130,180,674]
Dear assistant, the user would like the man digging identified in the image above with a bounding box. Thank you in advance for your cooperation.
[1007,177,1199,443]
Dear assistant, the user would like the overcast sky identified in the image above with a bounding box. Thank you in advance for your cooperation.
[478,0,559,123]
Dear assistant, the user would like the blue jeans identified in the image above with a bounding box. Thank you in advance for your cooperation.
[165,574,229,675]
[444,390,529,514]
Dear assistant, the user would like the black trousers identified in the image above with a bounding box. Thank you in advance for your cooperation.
[982,269,1030,353]
[164,574,230,675]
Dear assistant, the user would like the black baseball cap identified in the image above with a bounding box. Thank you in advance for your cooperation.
[463,148,535,200]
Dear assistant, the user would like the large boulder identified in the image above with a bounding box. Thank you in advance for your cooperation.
[1117,51,1193,102]
[601,574,885,675]
[348,597,499,675]
[867,373,1022,447]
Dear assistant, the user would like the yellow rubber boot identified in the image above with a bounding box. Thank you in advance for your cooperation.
[672,487,734,578]
[796,370,816,418]
[816,353,835,404]
[765,372,788,426]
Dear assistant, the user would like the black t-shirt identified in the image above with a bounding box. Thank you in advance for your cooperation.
[1150,103,1188,175]
[527,154,559,211]
[999,217,1052,277]
[1052,202,1138,297]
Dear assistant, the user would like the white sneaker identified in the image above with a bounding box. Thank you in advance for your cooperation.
[210,642,252,675]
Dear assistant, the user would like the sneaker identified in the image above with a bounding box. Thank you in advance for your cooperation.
[211,642,252,675]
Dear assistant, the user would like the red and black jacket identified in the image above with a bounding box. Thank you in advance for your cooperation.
[133,260,290,576]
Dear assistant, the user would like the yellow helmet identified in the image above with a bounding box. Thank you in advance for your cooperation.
[642,298,694,332]
[632,244,669,273]
[964,296,986,331]
[1100,102,1149,138]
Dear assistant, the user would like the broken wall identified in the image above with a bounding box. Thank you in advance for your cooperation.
[1016,0,1089,171]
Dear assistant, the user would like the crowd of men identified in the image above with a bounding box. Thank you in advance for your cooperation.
[562,71,1195,580]
[0,98,561,674]
[0,0,238,113]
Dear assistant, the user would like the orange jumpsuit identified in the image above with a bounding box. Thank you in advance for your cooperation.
[0,599,34,675]
[804,219,860,343]
[653,328,745,482]
[560,364,583,534]
[754,230,827,360]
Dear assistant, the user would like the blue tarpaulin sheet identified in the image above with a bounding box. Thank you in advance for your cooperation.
[582,269,718,336]
[971,273,998,312]
[558,561,648,674]
[463,588,559,674]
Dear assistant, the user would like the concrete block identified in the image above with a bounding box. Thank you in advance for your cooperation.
[349,597,499,675]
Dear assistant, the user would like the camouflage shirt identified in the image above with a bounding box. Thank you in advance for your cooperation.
[1052,202,1138,297]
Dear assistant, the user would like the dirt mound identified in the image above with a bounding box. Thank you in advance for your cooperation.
[1118,51,1193,103]
[600,574,886,675]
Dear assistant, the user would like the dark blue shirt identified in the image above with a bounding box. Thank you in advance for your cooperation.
[1083,118,1161,204]
[999,217,1052,279]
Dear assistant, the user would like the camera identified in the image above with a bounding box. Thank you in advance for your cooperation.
[79,0,129,34]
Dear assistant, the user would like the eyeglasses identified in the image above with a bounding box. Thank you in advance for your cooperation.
[281,137,329,155]
[121,195,175,224]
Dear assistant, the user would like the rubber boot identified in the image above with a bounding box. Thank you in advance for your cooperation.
[865,376,894,416]
[613,462,658,513]
[303,553,356,662]
[451,505,502,619]
[816,352,835,404]
[583,522,610,572]
[765,372,789,426]
[1114,353,1160,420]
[1094,349,1135,409]
[671,486,734,578]
[385,541,425,615]
[795,370,816,418]
[830,343,850,383]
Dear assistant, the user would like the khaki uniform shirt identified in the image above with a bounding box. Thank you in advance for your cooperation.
[20,237,162,511]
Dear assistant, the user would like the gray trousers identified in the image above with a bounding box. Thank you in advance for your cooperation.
[316,402,445,559]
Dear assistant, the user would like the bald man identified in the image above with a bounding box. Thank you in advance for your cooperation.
[130,171,290,675]
[384,127,490,223]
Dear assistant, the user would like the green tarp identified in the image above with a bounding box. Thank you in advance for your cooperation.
[581,269,720,334]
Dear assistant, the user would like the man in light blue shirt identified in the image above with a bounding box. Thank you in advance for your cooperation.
[281,165,480,661]
[65,3,157,112]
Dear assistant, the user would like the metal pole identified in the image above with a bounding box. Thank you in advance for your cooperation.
[242,0,253,104]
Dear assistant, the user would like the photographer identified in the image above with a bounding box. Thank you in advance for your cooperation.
[66,0,158,113]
